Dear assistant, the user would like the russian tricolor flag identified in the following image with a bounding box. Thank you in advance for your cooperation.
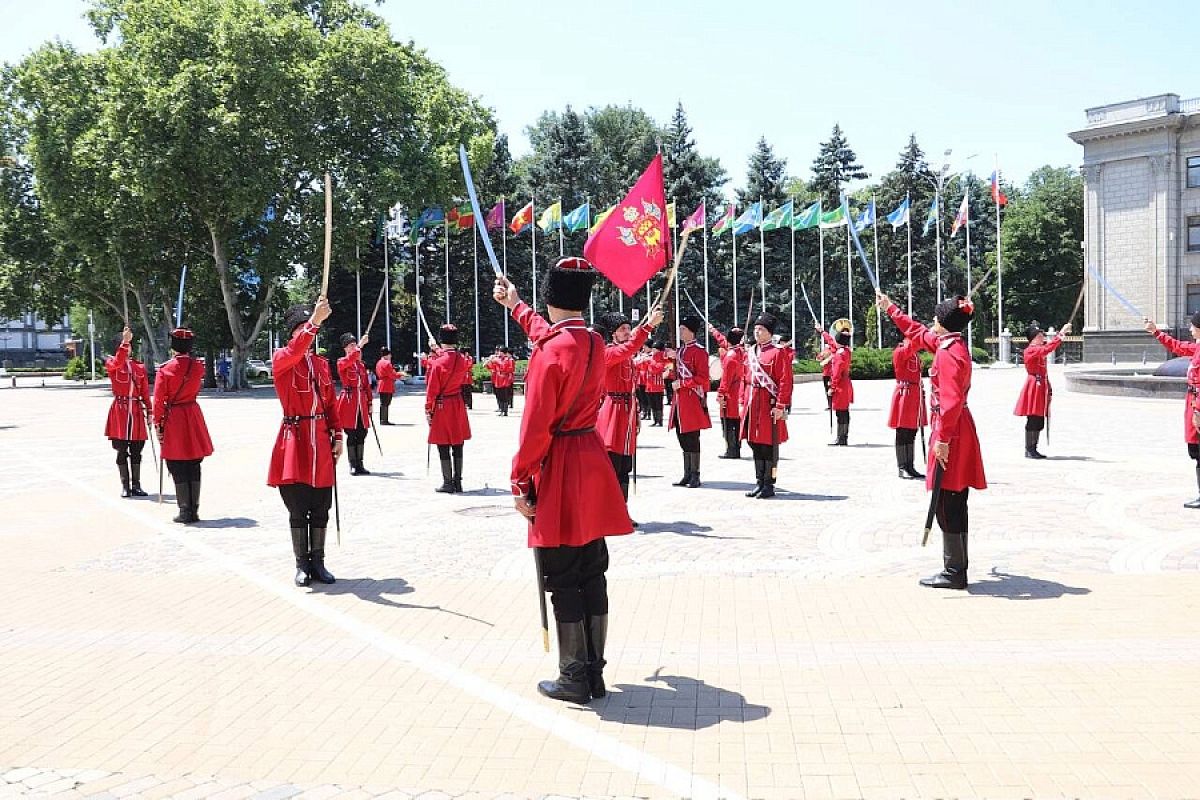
[990,170,1008,207]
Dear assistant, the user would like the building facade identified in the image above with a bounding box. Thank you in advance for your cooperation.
[0,312,73,366]
[1069,93,1200,361]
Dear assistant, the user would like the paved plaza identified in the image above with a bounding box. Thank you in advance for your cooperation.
[2,364,1200,799]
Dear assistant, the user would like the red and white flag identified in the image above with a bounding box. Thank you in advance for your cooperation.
[583,154,670,296]
[950,192,970,237]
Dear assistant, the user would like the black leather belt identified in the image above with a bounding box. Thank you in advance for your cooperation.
[554,427,595,437]
[283,415,319,424]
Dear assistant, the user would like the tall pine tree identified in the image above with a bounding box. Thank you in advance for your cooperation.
[662,102,727,215]
[737,137,788,207]
[810,124,868,208]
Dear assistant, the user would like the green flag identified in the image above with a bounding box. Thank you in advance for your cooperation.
[819,205,846,229]
[792,201,821,230]
[760,200,794,232]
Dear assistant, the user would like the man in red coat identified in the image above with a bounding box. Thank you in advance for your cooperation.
[485,346,517,416]
[425,324,473,493]
[669,316,711,488]
[374,346,401,425]
[879,292,987,590]
[494,257,631,704]
[153,327,214,524]
[889,333,929,479]
[594,307,664,506]
[1144,313,1200,507]
[818,320,855,446]
[268,300,342,586]
[710,324,746,459]
[104,327,152,498]
[644,343,667,426]
[741,313,793,499]
[1014,322,1071,459]
[336,333,372,475]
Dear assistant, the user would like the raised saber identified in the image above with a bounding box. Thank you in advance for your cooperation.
[321,173,333,297]
[1086,263,1143,318]
[459,144,504,277]
[842,193,879,291]
[800,282,819,325]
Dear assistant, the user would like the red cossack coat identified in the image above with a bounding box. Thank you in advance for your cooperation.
[374,358,398,395]
[424,348,472,445]
[634,353,648,389]
[821,331,854,411]
[336,345,373,429]
[596,324,652,456]
[509,302,631,548]
[668,340,711,433]
[152,354,213,461]
[104,342,151,441]
[486,354,516,389]
[267,322,342,488]
[644,351,667,393]
[1013,335,1064,418]
[711,330,746,421]
[888,305,986,493]
[1152,330,1200,444]
[741,341,793,445]
[888,336,928,430]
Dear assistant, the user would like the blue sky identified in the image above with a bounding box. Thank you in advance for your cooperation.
[3,0,1194,194]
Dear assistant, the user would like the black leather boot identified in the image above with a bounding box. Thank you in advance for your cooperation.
[829,422,848,446]
[537,620,591,703]
[745,459,764,497]
[718,421,738,459]
[309,527,335,584]
[129,461,148,496]
[920,532,968,589]
[687,452,702,488]
[118,462,132,498]
[171,481,192,523]
[1185,465,1200,509]
[758,461,776,499]
[899,443,924,480]
[356,442,371,475]
[435,457,455,493]
[187,480,201,523]
[291,526,311,587]
[673,453,691,487]
[1025,429,1046,459]
[453,448,464,493]
[585,615,608,699]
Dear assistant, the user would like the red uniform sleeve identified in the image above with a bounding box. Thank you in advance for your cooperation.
[935,349,968,443]
[512,301,550,340]
[106,342,129,379]
[774,350,793,409]
[710,327,730,351]
[319,363,342,437]
[274,322,319,375]
[887,305,939,352]
[136,365,152,412]
[1152,329,1198,357]
[820,330,839,350]
[679,345,708,391]
[605,324,652,366]
[425,357,443,414]
[510,356,565,497]
[829,348,850,395]
[151,362,172,426]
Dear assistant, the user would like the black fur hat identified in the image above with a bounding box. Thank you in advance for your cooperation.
[282,304,312,339]
[679,315,703,335]
[169,327,194,354]
[1025,321,1043,341]
[726,327,745,346]
[438,324,459,345]
[595,311,631,340]
[1190,312,1200,329]
[542,256,596,311]
[935,296,974,333]
[753,313,777,335]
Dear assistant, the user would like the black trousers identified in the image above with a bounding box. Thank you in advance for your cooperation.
[647,392,664,423]
[1189,444,1199,461]
[895,427,917,445]
[636,387,649,417]
[664,381,674,404]
[748,442,777,462]
[676,430,701,453]
[608,451,633,498]
[166,458,202,482]
[346,425,368,447]
[278,483,332,528]
[836,409,850,425]
[537,538,609,623]
[936,487,969,534]
[111,439,146,466]
[823,375,832,408]
[436,443,464,459]
[379,391,392,411]
[495,386,514,408]
[1025,415,1045,431]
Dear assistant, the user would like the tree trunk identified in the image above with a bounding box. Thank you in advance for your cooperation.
[203,344,217,388]
[208,222,275,391]
[131,286,168,366]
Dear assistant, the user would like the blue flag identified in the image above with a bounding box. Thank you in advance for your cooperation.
[733,202,762,236]
[886,197,910,229]
[416,206,445,229]
[923,197,938,236]
[853,199,876,233]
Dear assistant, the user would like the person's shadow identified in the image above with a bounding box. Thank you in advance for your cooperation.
[191,517,258,529]
[587,671,770,729]
[966,568,1091,600]
[636,520,749,540]
[313,576,493,625]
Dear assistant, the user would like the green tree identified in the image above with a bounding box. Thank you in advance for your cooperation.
[521,106,593,208]
[810,123,868,208]
[737,136,788,208]
[662,102,726,215]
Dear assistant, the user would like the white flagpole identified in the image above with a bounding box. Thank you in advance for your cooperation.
[758,197,766,307]
[558,197,564,257]
[673,198,680,334]
[732,202,738,327]
[789,198,796,339]
[906,192,913,316]
[995,157,1004,339]
[444,216,451,321]
[384,228,391,350]
[473,220,480,357]
[935,190,943,302]
[585,201,595,323]
[355,253,362,339]
[965,188,973,346]
[872,193,881,347]
[845,223,853,341]
[531,197,538,311]
[414,232,422,376]
[818,202,826,328]
[702,205,710,349]
[502,201,509,348]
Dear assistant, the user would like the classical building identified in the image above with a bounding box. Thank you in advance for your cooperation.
[0,312,74,367]
[1069,93,1200,361]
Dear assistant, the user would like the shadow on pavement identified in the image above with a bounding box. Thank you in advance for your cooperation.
[773,492,849,502]
[586,671,771,729]
[635,520,749,540]
[966,568,1091,600]
[191,517,259,529]
[314,577,494,625]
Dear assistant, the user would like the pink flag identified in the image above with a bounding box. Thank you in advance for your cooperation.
[951,192,969,237]
[485,201,505,231]
[682,201,706,232]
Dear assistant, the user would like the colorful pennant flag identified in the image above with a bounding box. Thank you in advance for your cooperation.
[760,200,794,232]
[563,202,590,233]
[447,204,475,232]
[412,206,444,241]
[682,202,706,232]
[819,206,846,229]
[733,202,762,236]
[485,201,506,231]
[951,193,969,237]
[886,197,910,229]
[583,153,670,297]
[990,170,1008,206]
[712,203,736,236]
[853,199,876,233]
[538,201,562,233]
[666,202,677,229]
[590,205,615,234]
[791,201,821,231]
[509,201,534,234]
[923,196,938,236]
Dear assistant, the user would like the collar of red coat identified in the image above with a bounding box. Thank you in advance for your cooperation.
[533,317,588,348]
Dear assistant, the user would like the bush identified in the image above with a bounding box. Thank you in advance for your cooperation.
[63,356,102,380]
[972,347,992,364]
[470,359,528,391]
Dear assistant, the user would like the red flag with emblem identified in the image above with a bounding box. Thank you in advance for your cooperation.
[584,154,670,297]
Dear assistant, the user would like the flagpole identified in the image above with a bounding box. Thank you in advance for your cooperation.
[414,231,423,377]
[872,193,881,348]
[444,215,451,321]
[355,254,362,339]
[702,205,710,349]
[965,184,973,346]
[818,203,826,328]
[995,157,1004,341]
[789,197,796,340]
[502,199,510,348]
[384,227,392,350]
[673,198,680,335]
[935,188,943,302]
[585,199,594,323]
[732,201,738,327]
[473,219,480,357]
[906,192,913,316]
[531,196,538,311]
[845,223,853,343]
[758,196,766,308]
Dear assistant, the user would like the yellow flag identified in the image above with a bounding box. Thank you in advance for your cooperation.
[537,201,562,232]
[666,202,677,229]
[589,205,615,234]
